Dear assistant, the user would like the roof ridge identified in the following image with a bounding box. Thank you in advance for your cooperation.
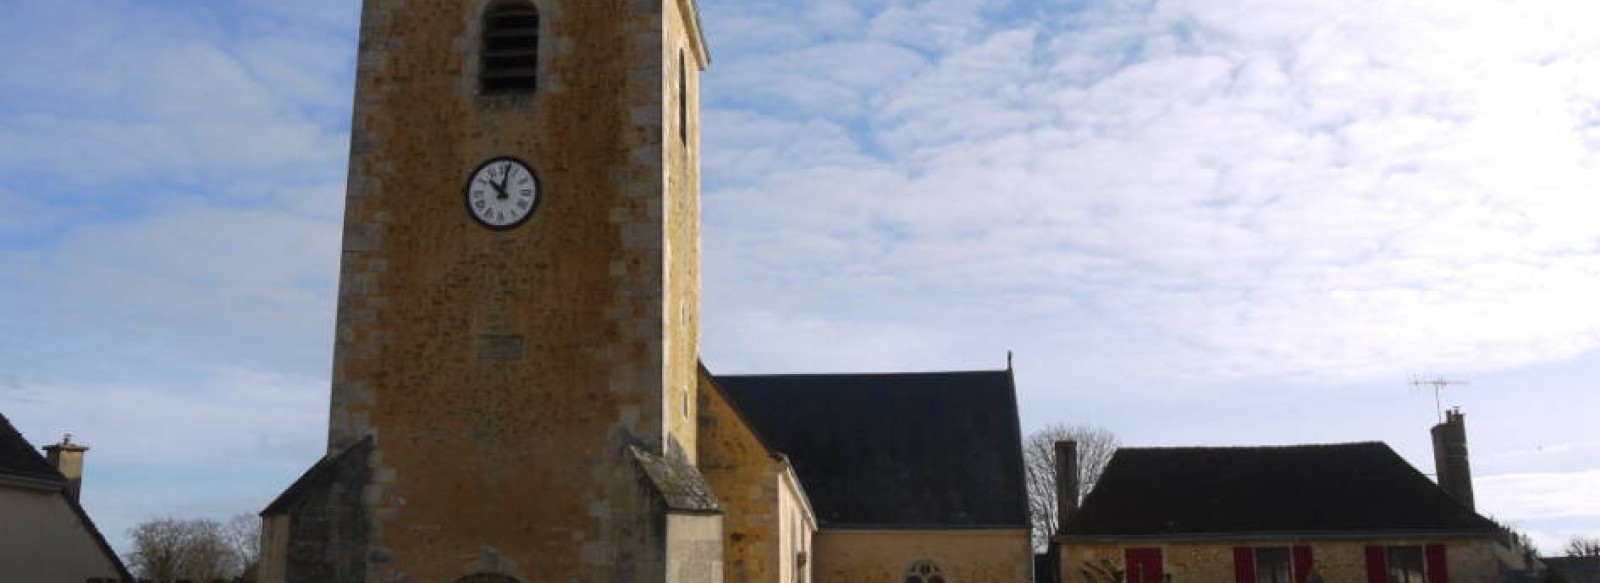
[716,368,1010,379]
[1067,439,1495,537]
[1120,441,1387,452]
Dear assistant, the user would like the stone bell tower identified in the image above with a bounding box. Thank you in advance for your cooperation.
[260,1,719,583]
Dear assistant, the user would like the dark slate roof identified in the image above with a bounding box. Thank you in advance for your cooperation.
[1062,442,1499,538]
[262,437,372,516]
[630,445,722,514]
[0,413,133,580]
[1544,557,1600,583]
[0,412,66,486]
[715,369,1027,529]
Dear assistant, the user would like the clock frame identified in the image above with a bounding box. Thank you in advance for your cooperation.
[464,156,541,230]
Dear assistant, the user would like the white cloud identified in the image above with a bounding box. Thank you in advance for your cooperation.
[7,368,327,553]
[1479,441,1600,476]
[0,2,351,187]
[713,40,929,118]
[1,0,1596,553]
[702,0,1600,389]
[869,0,1008,53]
[0,202,341,381]
[1478,470,1600,521]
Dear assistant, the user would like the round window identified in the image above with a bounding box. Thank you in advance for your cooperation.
[905,560,946,583]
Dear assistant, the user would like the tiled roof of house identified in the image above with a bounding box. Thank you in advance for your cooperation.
[0,412,66,485]
[1544,556,1600,583]
[715,369,1027,529]
[1062,442,1498,537]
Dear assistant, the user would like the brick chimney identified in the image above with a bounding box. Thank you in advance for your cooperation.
[1055,440,1080,531]
[42,433,89,503]
[1431,408,1474,510]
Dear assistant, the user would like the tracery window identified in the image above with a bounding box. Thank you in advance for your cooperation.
[481,2,540,93]
[904,559,946,583]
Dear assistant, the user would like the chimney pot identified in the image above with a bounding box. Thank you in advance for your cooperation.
[1431,409,1474,510]
[1055,440,1080,533]
[42,434,90,503]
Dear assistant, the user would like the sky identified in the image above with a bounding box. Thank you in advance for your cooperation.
[2,0,1598,557]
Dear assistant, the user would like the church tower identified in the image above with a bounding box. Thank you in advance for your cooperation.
[260,1,718,583]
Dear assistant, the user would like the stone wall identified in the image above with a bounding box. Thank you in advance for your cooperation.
[1061,537,1504,583]
[308,0,710,581]
[667,514,725,583]
[262,440,371,583]
[662,0,706,465]
[698,370,785,583]
[814,529,1032,583]
[776,468,817,583]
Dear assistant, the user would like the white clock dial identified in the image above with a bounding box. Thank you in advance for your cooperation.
[465,157,541,229]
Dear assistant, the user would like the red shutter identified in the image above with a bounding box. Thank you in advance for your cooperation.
[1293,546,1314,583]
[1425,545,1449,583]
[1234,547,1256,583]
[1365,545,1388,583]
[1126,548,1163,583]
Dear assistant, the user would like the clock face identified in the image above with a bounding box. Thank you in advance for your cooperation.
[465,157,541,229]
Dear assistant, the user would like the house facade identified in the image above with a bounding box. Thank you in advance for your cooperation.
[0,415,129,583]
[1054,441,1518,583]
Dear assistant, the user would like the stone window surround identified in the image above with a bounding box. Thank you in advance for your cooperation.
[904,558,948,583]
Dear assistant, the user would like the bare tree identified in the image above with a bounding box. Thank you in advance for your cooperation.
[125,518,190,582]
[223,514,262,582]
[1024,424,1120,550]
[1567,536,1600,558]
[126,517,250,583]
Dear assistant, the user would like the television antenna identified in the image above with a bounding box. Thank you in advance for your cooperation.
[1411,375,1469,422]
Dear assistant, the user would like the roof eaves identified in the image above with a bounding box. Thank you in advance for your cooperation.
[717,368,1013,380]
[1001,365,1029,530]
[1057,528,1503,543]
[775,454,818,530]
[64,489,134,580]
[0,469,66,491]
[674,0,711,68]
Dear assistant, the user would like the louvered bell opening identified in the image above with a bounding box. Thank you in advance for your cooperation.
[481,8,539,93]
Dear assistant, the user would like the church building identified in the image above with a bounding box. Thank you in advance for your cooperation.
[259,2,1032,583]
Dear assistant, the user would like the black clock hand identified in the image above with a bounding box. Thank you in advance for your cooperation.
[482,169,507,200]
[496,165,514,199]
